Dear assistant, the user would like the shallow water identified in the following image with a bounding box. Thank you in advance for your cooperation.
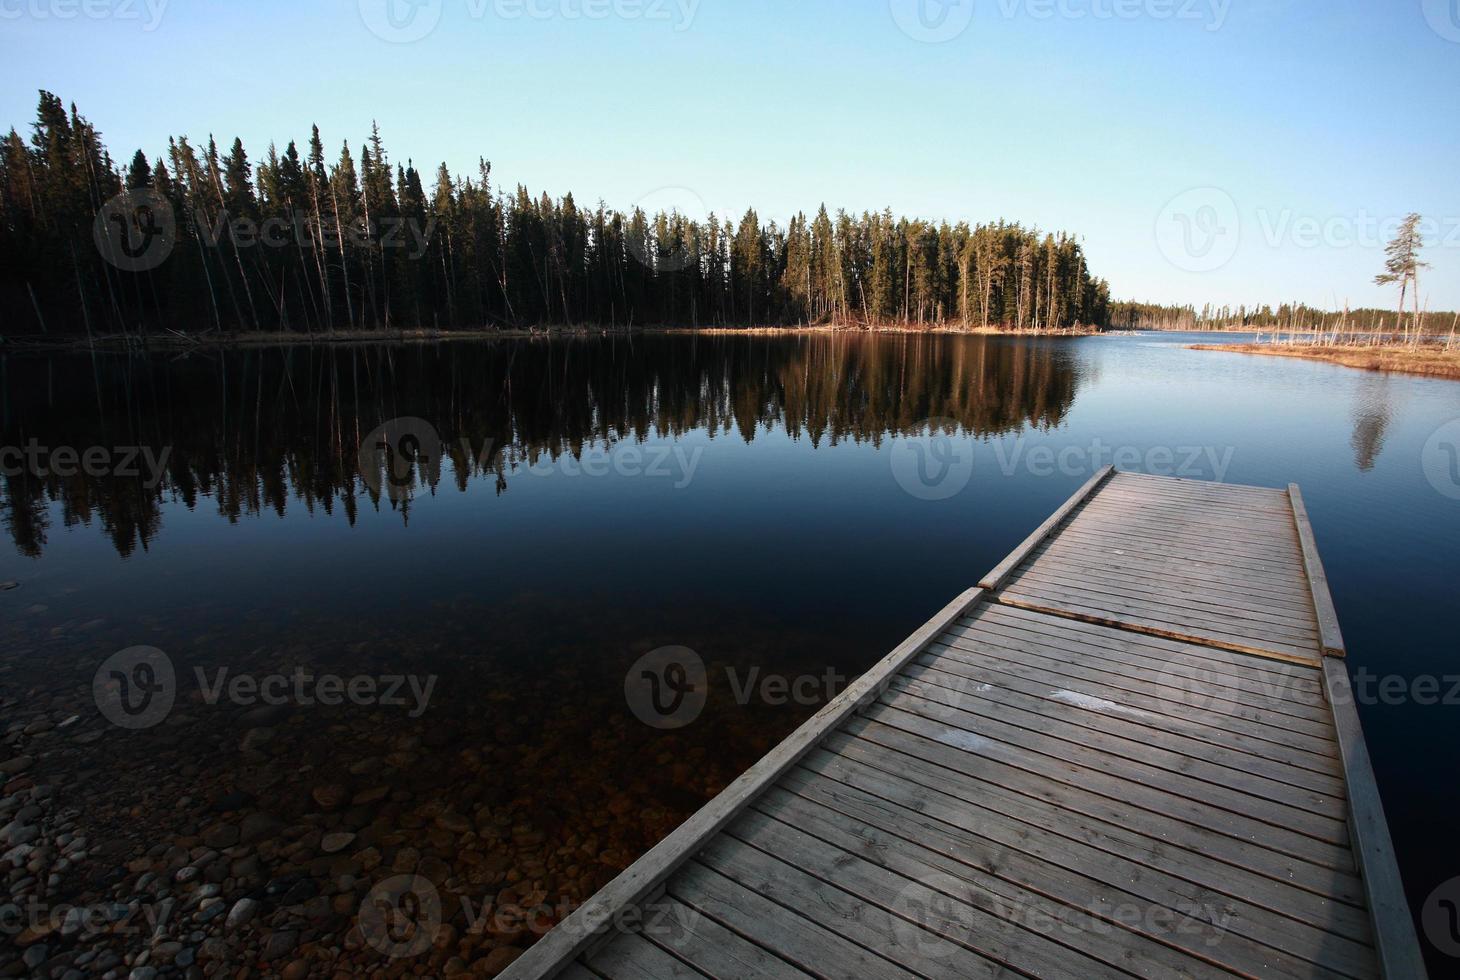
[1,332,1457,972]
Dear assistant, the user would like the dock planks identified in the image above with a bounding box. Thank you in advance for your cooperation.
[503,470,1425,980]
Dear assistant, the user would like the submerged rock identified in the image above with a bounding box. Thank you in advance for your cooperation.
[311,783,347,810]
[0,756,34,776]
[321,832,355,854]
[224,897,259,930]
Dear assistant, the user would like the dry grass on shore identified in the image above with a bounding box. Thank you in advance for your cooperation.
[1191,341,1460,380]
[665,322,1099,337]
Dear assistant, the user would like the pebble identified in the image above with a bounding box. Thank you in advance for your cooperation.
[0,820,38,846]
[224,897,259,931]
[240,811,283,843]
[435,811,472,834]
[239,727,275,752]
[261,929,298,961]
[0,755,34,775]
[202,823,239,848]
[478,946,523,976]
[391,846,420,873]
[321,831,355,854]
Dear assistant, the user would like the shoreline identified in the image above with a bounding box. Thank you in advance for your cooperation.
[0,322,1101,352]
[1191,342,1460,380]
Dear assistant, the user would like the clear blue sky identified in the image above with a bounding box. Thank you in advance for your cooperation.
[3,0,1458,311]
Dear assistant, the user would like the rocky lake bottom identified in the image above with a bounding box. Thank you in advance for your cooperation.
[0,597,820,978]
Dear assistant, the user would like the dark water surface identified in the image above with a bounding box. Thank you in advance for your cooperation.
[1,332,1457,973]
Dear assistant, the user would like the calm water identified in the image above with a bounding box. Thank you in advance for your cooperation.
[2,332,1457,971]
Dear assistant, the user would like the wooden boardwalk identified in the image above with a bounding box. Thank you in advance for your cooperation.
[504,469,1424,980]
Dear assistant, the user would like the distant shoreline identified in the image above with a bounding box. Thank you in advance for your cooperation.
[1191,342,1460,380]
[0,322,1100,352]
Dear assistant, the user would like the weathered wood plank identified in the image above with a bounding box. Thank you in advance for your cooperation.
[767,778,1376,980]
[834,719,1365,897]
[935,627,1340,754]
[915,642,1341,772]
[1068,505,1307,547]
[1016,559,1319,619]
[1001,576,1319,643]
[748,790,1225,979]
[905,655,1347,797]
[1090,477,1295,507]
[1050,523,1308,571]
[1323,659,1429,979]
[806,743,1372,930]
[672,860,923,980]
[1085,486,1296,517]
[585,933,709,980]
[1288,484,1348,658]
[996,594,1322,665]
[1020,548,1319,608]
[1057,505,1305,551]
[557,965,603,980]
[722,811,1118,980]
[1074,503,1301,540]
[643,898,814,979]
[1035,537,1317,594]
[979,604,1326,690]
[893,667,1346,818]
[1007,567,1321,633]
[866,692,1354,859]
[1112,471,1289,502]
[970,606,1330,701]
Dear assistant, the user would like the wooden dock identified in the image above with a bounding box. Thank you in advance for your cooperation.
[503,469,1425,980]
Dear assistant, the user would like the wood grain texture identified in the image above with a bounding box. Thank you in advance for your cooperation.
[1289,484,1349,658]
[1324,658,1429,979]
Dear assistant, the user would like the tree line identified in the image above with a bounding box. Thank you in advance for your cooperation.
[0,92,1111,338]
[1109,300,1458,336]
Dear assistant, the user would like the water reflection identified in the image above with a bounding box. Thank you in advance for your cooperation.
[1350,374,1394,473]
[1,334,1079,558]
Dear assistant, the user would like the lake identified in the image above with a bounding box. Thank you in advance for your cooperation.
[1,331,1457,971]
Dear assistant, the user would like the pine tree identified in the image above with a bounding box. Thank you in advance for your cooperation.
[1375,213,1428,342]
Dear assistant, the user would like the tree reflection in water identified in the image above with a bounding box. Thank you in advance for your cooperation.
[2,333,1080,558]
